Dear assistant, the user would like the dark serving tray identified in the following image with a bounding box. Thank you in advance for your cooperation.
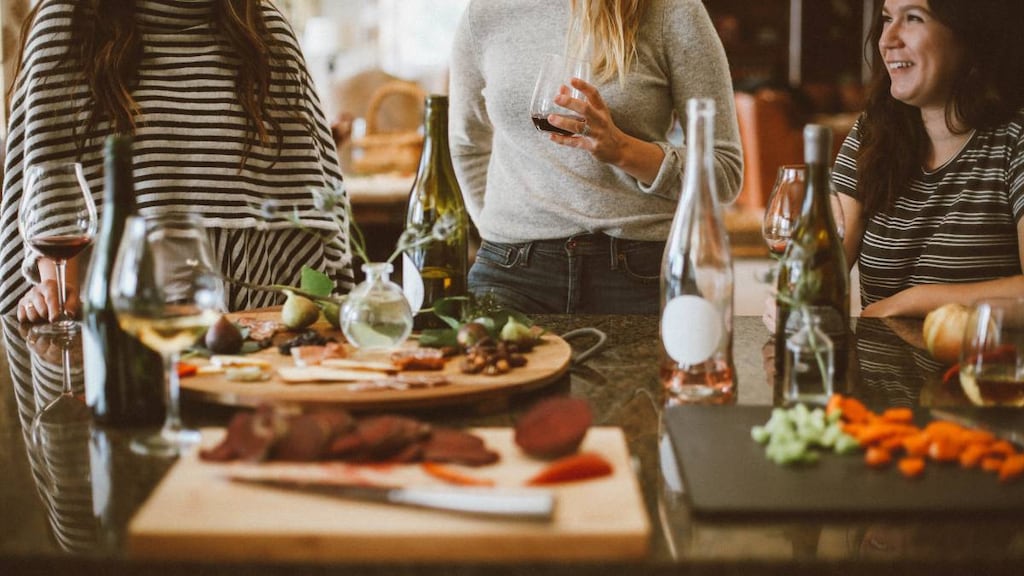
[664,405,1024,518]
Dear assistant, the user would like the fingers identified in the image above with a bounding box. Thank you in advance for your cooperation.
[17,282,61,324]
[569,77,604,108]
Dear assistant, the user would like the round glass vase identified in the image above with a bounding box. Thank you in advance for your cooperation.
[783,308,835,406]
[341,262,414,350]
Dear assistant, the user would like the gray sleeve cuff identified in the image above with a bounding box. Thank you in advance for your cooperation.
[22,251,41,284]
[636,141,682,201]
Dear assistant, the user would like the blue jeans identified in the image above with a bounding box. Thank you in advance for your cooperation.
[469,234,663,314]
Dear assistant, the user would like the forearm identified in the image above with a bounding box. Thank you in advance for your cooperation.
[612,136,665,187]
[861,276,1024,318]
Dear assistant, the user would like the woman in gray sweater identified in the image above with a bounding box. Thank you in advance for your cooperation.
[449,0,742,314]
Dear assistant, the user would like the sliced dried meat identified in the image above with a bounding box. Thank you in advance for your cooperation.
[423,428,500,466]
[270,410,355,461]
[236,317,287,341]
[391,348,448,371]
[346,415,432,462]
[199,405,287,463]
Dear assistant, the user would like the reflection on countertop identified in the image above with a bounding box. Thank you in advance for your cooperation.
[1,314,1022,574]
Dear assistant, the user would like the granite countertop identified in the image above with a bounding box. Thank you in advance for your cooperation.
[1,314,1022,576]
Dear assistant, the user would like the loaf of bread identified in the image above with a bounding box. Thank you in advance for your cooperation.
[922,303,970,365]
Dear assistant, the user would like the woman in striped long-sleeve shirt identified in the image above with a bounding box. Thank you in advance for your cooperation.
[832,0,1024,318]
[3,0,353,322]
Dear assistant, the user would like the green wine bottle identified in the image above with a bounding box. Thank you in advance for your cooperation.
[402,95,469,330]
[82,135,164,427]
[775,124,850,375]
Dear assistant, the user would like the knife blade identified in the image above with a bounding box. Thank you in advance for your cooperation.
[229,476,556,521]
[929,409,1024,448]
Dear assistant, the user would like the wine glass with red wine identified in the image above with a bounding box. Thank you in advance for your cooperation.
[529,53,590,136]
[18,162,98,334]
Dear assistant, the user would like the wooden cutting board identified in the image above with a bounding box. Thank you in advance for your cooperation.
[181,311,572,411]
[128,427,649,562]
[665,405,1024,517]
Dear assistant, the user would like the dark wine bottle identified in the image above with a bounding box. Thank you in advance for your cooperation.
[81,135,164,427]
[402,94,469,329]
[775,124,850,374]
[659,98,736,405]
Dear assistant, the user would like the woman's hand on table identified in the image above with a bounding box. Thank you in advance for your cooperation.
[548,78,664,185]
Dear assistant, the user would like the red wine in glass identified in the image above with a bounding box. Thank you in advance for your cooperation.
[531,114,577,137]
[29,234,93,261]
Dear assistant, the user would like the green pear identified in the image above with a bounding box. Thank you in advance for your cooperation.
[281,291,320,330]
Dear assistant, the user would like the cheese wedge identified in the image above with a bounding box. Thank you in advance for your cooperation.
[278,366,391,384]
[320,358,397,373]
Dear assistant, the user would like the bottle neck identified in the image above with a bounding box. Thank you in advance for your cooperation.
[801,161,836,227]
[101,140,137,229]
[682,104,716,203]
[417,98,452,174]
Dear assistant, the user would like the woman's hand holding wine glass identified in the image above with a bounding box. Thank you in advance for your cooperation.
[111,213,224,457]
[530,53,591,137]
[17,163,97,330]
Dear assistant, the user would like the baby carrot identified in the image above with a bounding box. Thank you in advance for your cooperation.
[422,462,495,487]
[898,457,926,479]
[865,446,892,469]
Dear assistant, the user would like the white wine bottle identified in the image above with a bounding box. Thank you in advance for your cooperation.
[775,124,850,375]
[403,95,469,329]
[659,98,736,405]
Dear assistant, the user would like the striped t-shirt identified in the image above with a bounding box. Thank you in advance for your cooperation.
[0,0,352,313]
[832,110,1024,307]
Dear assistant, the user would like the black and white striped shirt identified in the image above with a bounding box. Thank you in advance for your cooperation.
[0,0,352,313]
[832,110,1024,307]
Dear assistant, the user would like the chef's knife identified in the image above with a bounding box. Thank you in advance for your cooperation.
[229,476,556,521]
[930,409,1024,448]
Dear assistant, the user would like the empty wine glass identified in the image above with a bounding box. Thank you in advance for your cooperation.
[18,162,98,334]
[529,53,590,136]
[111,214,223,457]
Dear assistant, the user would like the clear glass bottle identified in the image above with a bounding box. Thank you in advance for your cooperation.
[342,262,414,350]
[403,95,468,330]
[659,98,736,405]
[784,308,835,406]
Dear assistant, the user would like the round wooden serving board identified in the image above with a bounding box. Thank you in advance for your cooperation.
[180,310,572,411]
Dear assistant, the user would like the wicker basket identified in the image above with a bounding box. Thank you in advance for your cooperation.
[351,81,426,175]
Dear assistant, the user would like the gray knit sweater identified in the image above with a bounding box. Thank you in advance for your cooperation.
[449,0,742,244]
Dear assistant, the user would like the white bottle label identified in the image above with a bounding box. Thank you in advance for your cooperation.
[82,326,102,409]
[402,253,425,313]
[661,295,722,365]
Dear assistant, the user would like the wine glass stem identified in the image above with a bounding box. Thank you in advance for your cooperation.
[161,352,185,436]
[61,343,73,397]
[53,258,70,322]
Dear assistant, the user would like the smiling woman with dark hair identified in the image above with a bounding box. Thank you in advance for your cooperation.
[832,0,1024,318]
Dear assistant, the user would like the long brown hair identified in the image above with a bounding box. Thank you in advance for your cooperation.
[10,0,298,164]
[856,0,1024,215]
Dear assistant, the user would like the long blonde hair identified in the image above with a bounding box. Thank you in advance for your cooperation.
[568,0,647,84]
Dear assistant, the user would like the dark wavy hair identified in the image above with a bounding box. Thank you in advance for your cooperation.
[856,0,1024,215]
[10,0,300,166]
